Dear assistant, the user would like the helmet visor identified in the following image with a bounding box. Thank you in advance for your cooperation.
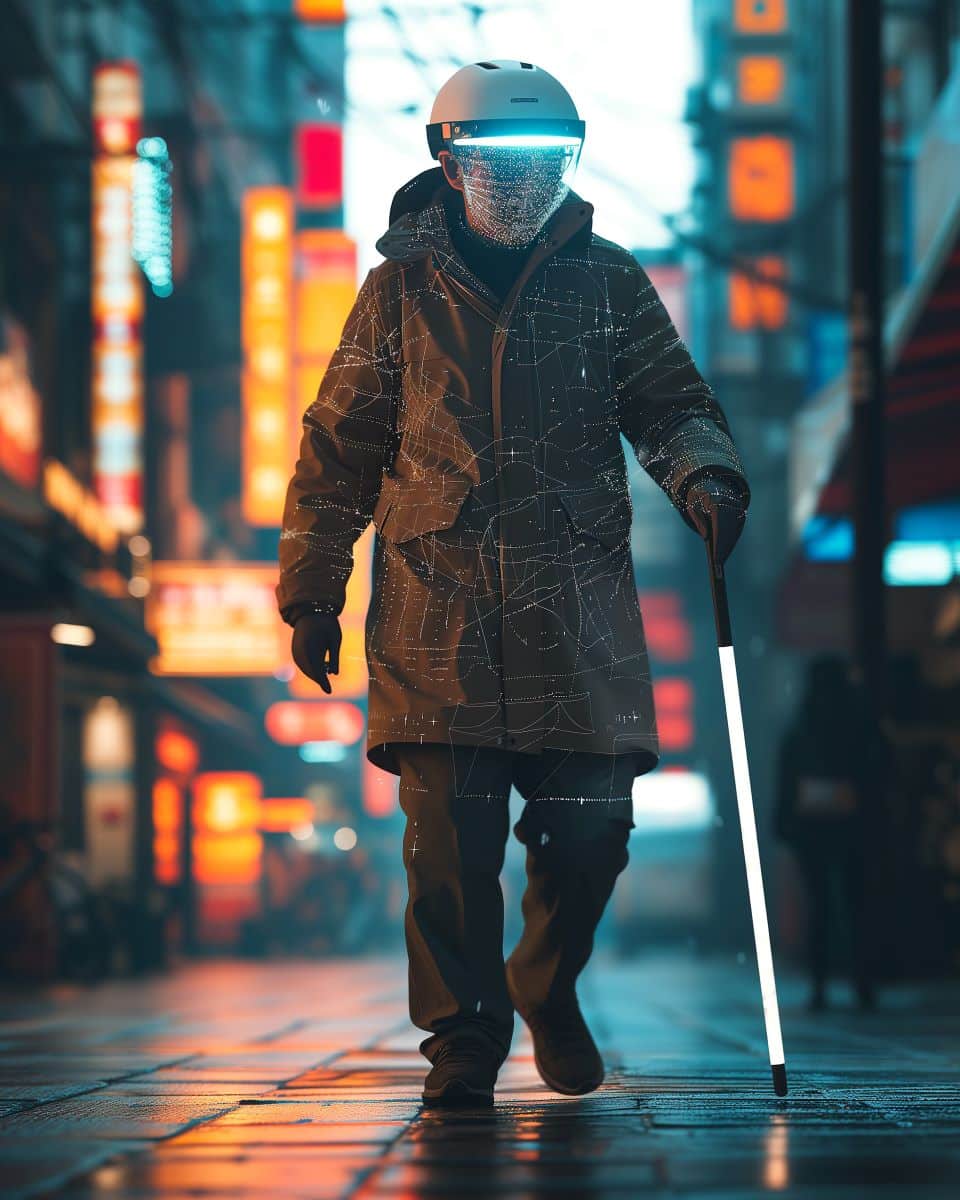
[451,133,582,187]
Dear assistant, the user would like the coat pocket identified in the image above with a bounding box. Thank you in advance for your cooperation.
[372,473,478,587]
[373,473,472,542]
[557,487,633,549]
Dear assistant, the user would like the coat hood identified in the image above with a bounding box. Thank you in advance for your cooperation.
[374,165,595,265]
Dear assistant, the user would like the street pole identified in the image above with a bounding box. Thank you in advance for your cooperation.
[848,0,887,716]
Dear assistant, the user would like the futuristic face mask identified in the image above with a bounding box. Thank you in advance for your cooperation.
[450,138,582,248]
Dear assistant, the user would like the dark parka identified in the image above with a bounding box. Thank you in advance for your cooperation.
[277,168,750,779]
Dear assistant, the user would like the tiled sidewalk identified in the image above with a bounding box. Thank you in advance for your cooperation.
[1,957,959,1197]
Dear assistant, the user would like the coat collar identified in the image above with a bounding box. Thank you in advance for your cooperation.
[375,166,595,271]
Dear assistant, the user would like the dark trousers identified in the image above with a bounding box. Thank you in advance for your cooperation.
[394,743,636,1067]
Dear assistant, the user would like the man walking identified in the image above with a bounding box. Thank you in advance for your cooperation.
[277,60,750,1106]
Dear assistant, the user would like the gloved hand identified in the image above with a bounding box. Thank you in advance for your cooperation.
[684,472,749,566]
[291,612,342,694]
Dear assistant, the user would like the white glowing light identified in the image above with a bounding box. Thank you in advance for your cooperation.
[718,643,785,1073]
[132,137,173,297]
[333,826,357,851]
[291,823,315,842]
[631,771,713,832]
[51,623,96,647]
[883,540,955,586]
[451,134,582,148]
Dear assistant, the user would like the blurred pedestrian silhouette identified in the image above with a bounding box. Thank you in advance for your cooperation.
[775,654,889,1010]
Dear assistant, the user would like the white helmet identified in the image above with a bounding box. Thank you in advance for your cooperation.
[426,60,584,161]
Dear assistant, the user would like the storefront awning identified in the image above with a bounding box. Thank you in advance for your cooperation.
[777,74,960,652]
[788,67,960,540]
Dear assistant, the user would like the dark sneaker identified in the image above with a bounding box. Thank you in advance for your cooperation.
[421,1036,500,1107]
[518,991,605,1096]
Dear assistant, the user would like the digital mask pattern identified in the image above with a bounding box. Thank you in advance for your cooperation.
[454,144,578,247]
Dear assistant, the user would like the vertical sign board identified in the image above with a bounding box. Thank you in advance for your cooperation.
[726,6,794,336]
[242,188,294,526]
[295,124,344,210]
[192,772,263,946]
[0,320,43,496]
[730,256,788,330]
[288,230,370,698]
[92,62,144,533]
[83,696,137,889]
[292,228,357,463]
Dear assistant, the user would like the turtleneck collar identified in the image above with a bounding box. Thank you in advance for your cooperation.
[442,188,538,303]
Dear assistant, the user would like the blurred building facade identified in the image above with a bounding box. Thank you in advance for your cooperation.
[0,0,398,981]
[2,0,958,983]
[688,0,960,974]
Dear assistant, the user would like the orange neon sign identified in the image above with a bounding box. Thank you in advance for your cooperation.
[192,773,262,888]
[294,0,345,20]
[155,726,200,776]
[734,0,787,34]
[737,56,786,105]
[729,136,794,221]
[193,772,261,835]
[265,700,365,746]
[294,231,357,358]
[147,562,289,676]
[192,833,263,885]
[730,256,788,330]
[242,188,293,526]
[259,797,316,833]
[92,62,144,533]
[153,777,183,885]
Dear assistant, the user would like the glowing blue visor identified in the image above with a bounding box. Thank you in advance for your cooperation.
[427,116,585,163]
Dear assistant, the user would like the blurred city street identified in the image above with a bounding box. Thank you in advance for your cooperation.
[3,1,960,1196]
[2,955,960,1198]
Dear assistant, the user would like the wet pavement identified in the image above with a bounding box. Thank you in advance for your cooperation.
[1,955,958,1198]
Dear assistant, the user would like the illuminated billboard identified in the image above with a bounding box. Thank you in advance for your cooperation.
[265,700,365,745]
[147,562,290,676]
[242,188,294,526]
[728,135,795,222]
[0,319,42,493]
[295,124,344,209]
[729,256,788,330]
[734,0,787,34]
[92,62,144,534]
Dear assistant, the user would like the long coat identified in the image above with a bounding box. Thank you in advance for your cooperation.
[277,168,750,779]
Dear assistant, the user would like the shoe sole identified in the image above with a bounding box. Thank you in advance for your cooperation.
[422,1079,494,1108]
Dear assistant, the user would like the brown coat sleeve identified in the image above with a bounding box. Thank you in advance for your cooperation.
[276,267,401,625]
[614,263,750,532]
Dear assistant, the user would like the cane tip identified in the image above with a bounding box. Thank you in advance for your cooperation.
[772,1063,788,1096]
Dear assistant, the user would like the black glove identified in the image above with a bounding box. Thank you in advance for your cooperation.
[291,612,342,694]
[684,471,748,566]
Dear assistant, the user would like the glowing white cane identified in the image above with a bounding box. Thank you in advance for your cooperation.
[706,541,788,1097]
